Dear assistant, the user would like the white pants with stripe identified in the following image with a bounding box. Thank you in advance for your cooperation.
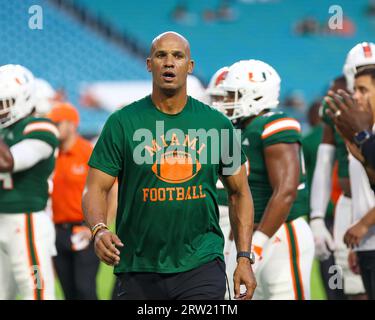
[333,194,365,295]
[219,206,315,300]
[219,205,235,299]
[225,216,314,300]
[0,211,56,300]
[219,205,232,258]
[253,217,314,300]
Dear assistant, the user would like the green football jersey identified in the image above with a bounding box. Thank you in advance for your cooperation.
[0,117,59,213]
[241,111,309,224]
[89,95,247,274]
[320,100,349,178]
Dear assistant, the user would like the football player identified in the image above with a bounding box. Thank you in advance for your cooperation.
[206,66,229,105]
[205,66,236,298]
[216,59,314,299]
[310,42,375,298]
[0,64,59,300]
[33,78,57,117]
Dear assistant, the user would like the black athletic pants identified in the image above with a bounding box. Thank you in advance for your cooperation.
[54,223,100,300]
[357,250,375,300]
[115,259,226,300]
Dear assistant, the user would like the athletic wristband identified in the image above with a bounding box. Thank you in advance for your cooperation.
[91,223,109,240]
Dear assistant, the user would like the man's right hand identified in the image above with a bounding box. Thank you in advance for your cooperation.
[233,259,257,300]
[310,218,335,261]
[94,229,124,266]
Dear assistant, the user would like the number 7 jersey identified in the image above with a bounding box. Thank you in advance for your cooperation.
[0,117,59,213]
[240,111,309,224]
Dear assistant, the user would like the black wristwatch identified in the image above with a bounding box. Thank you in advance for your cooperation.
[354,130,372,146]
[236,251,255,264]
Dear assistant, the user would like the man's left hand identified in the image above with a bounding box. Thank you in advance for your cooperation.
[344,221,369,248]
[233,258,257,300]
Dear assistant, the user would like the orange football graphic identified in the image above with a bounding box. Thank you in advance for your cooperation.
[152,151,201,183]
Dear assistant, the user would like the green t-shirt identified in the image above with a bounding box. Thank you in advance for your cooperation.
[320,100,349,178]
[302,125,334,217]
[0,117,59,213]
[241,111,309,224]
[89,95,247,274]
[217,187,228,206]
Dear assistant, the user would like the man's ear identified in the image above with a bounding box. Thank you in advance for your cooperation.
[188,60,194,74]
[146,58,152,72]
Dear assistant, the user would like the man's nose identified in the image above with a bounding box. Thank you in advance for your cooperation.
[353,90,361,102]
[164,54,175,67]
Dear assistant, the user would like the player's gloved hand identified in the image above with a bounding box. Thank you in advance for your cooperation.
[310,218,335,261]
[251,230,269,273]
[71,226,91,251]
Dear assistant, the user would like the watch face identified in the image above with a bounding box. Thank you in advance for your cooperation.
[355,130,371,145]
[250,252,255,264]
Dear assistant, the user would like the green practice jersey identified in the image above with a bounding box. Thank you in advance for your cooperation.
[241,111,309,224]
[320,100,349,178]
[89,95,247,274]
[0,117,59,213]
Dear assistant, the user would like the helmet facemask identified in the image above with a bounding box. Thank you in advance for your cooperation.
[215,60,281,121]
[0,65,35,129]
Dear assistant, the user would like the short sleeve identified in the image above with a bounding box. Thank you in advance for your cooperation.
[88,111,125,177]
[22,120,59,148]
[261,115,301,147]
[219,117,247,176]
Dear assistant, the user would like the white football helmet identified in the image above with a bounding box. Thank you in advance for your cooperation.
[0,64,35,128]
[33,78,56,116]
[217,59,281,120]
[343,42,375,92]
[205,66,229,104]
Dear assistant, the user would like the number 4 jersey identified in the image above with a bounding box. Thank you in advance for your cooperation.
[240,111,309,223]
[0,117,59,213]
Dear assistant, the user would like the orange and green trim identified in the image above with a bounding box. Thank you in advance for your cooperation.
[25,213,44,300]
[285,221,305,300]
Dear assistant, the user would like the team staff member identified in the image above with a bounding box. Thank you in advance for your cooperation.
[83,31,256,300]
[326,67,375,299]
[48,103,99,300]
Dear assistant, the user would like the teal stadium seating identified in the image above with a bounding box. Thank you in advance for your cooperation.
[2,0,373,134]
[0,0,150,135]
[75,0,374,105]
